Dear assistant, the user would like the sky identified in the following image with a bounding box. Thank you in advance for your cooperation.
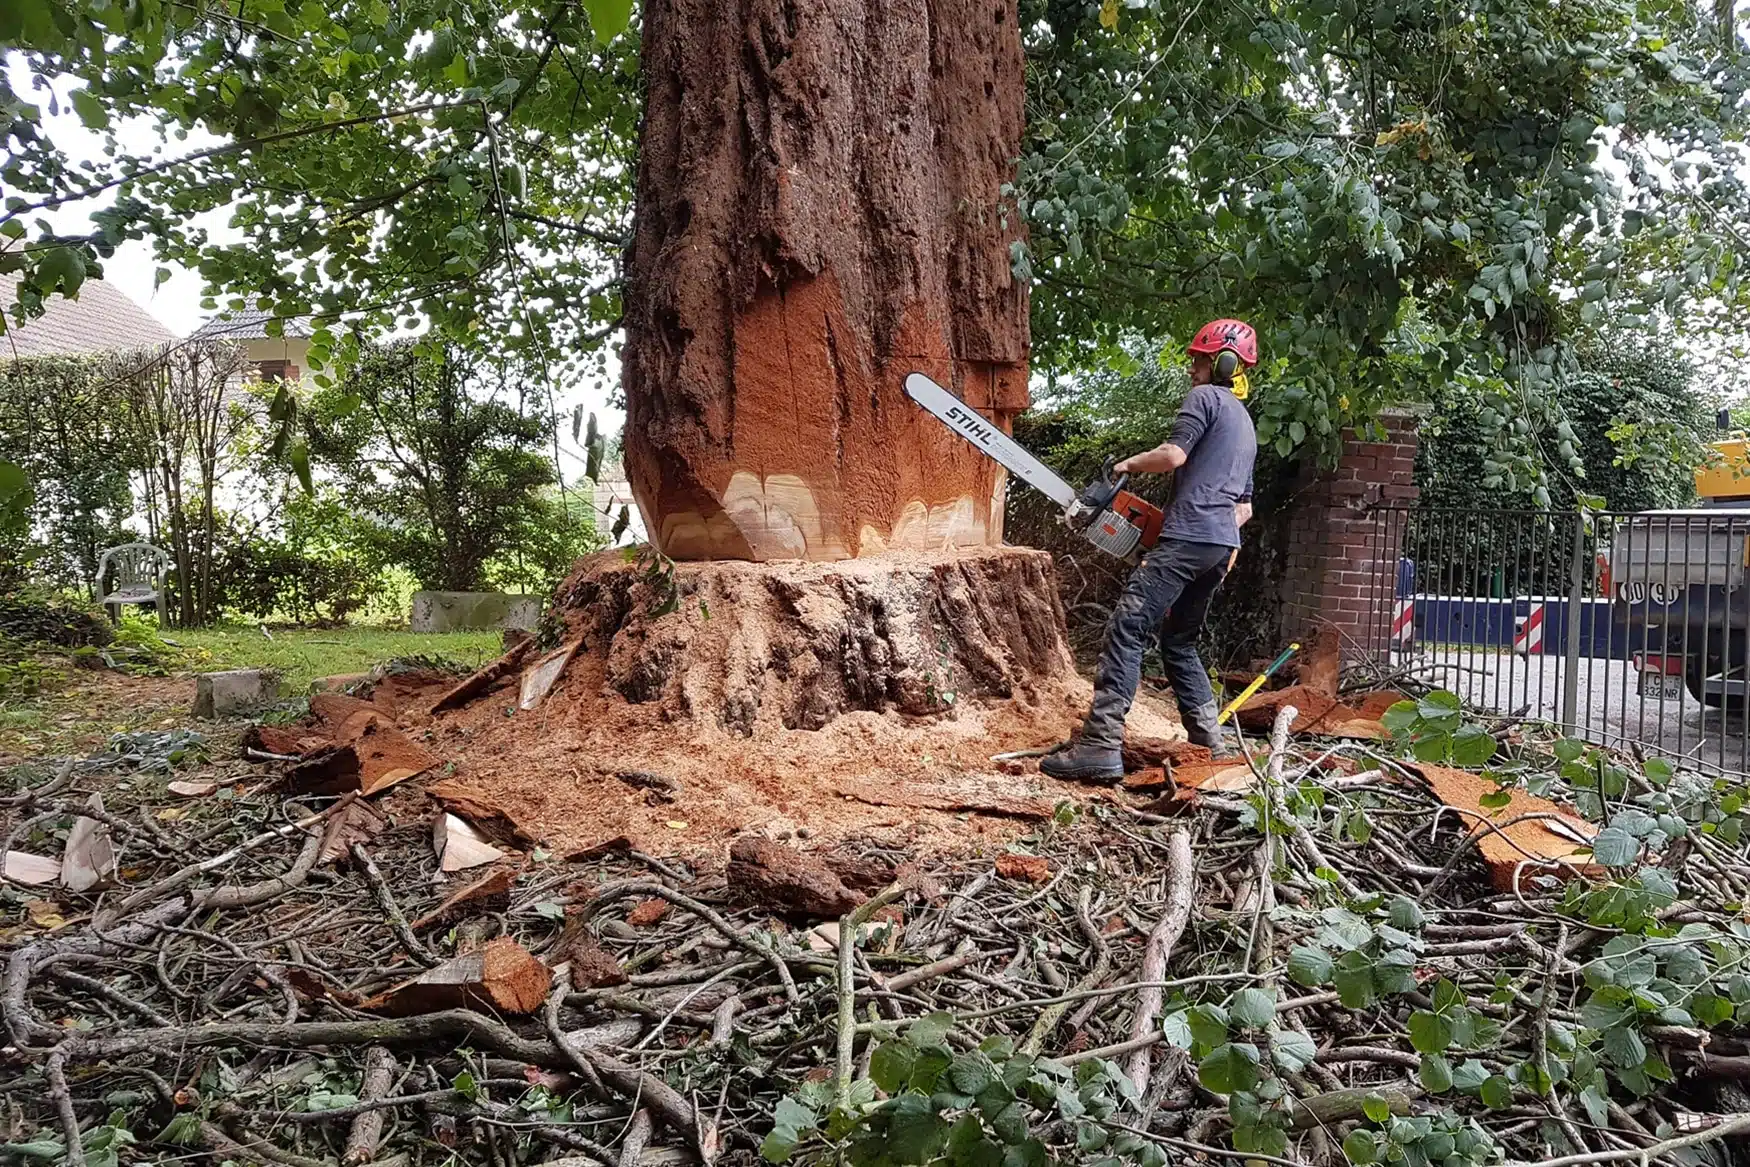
[5,58,631,471]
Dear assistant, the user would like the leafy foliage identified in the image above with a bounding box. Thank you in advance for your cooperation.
[760,1015,1165,1167]
[1013,0,1750,483]
[1418,340,1718,512]
[0,0,636,392]
[1381,691,1498,766]
[303,340,573,592]
[0,356,141,592]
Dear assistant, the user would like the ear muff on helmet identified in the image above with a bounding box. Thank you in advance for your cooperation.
[1213,349,1240,382]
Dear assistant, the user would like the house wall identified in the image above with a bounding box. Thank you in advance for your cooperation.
[241,335,311,379]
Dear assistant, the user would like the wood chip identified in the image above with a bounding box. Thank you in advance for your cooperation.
[625,898,671,927]
[317,800,388,866]
[564,932,628,988]
[362,937,551,1017]
[4,851,60,887]
[994,853,1052,883]
[518,640,581,710]
[410,868,517,930]
[428,640,534,715]
[433,813,507,873]
[833,778,1058,819]
[426,780,536,845]
[727,836,861,917]
[61,793,117,893]
[166,780,217,798]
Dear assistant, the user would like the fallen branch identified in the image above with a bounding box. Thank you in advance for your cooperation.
[1124,827,1195,1095]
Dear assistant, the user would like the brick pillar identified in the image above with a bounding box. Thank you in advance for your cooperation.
[1279,407,1422,664]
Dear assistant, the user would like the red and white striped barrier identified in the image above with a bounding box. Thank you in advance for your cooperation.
[1391,598,1414,645]
[1513,602,1546,654]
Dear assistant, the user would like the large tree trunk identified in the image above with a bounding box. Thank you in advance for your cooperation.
[622,0,1029,561]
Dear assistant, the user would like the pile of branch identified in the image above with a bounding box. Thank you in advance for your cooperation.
[1,707,1746,1167]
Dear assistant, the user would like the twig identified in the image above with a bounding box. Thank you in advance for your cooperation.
[342,1046,396,1166]
[1124,828,1195,1095]
[1509,1112,1750,1167]
[836,882,910,1109]
[352,843,440,967]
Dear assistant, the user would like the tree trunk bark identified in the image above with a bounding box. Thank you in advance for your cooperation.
[622,0,1030,562]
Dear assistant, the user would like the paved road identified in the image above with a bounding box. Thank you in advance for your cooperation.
[1397,647,1749,775]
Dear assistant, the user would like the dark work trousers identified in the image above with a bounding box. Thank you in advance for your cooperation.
[1080,537,1233,750]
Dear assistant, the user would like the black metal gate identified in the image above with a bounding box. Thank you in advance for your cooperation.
[1363,506,1750,777]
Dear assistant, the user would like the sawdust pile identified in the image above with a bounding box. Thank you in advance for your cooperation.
[320,547,1191,857]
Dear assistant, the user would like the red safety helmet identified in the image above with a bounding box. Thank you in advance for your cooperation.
[1188,318,1259,368]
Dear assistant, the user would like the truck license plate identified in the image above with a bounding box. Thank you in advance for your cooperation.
[1638,671,1683,700]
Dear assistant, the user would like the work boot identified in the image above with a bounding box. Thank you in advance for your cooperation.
[1181,701,1227,753]
[1039,740,1123,783]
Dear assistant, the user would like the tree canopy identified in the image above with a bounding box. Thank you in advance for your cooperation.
[1016,0,1750,493]
[5,0,1750,489]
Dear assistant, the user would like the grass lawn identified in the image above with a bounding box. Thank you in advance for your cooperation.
[170,625,504,689]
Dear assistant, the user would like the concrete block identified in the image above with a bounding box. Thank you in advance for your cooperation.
[409,591,543,633]
[193,669,275,718]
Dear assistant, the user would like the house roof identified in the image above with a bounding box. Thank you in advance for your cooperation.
[0,273,176,359]
[188,310,313,341]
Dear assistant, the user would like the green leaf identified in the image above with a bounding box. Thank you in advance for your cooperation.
[288,440,314,494]
[1451,1059,1491,1091]
[0,459,32,533]
[1343,1129,1379,1164]
[1591,828,1641,868]
[70,86,109,129]
[452,1071,478,1100]
[1451,725,1497,766]
[1478,1075,1513,1109]
[1362,1093,1392,1123]
[948,1053,994,1096]
[1479,789,1512,809]
[1197,1042,1261,1094]
[36,246,86,297]
[1161,1008,1195,1049]
[1380,701,1419,736]
[583,0,633,42]
[908,1012,955,1048]
[1332,953,1376,1009]
[1187,1003,1229,1049]
[871,1041,916,1094]
[887,1094,951,1161]
[947,1115,1002,1167]
[1295,951,1330,986]
[1386,896,1424,931]
[1407,1010,1453,1054]
[1229,987,1277,1030]
[1602,1025,1647,1068]
[0,1140,64,1162]
[761,1127,801,1164]
[1270,1027,1317,1072]
[1694,994,1735,1027]
[1419,1053,1453,1093]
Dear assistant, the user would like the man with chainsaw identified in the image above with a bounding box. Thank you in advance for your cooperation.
[1041,319,1260,782]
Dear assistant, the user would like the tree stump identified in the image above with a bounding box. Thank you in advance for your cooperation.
[555,545,1074,735]
[622,0,1029,561]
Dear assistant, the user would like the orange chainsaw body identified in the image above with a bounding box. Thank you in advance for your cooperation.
[1103,490,1165,550]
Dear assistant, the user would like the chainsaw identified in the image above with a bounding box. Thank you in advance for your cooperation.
[903,372,1165,562]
